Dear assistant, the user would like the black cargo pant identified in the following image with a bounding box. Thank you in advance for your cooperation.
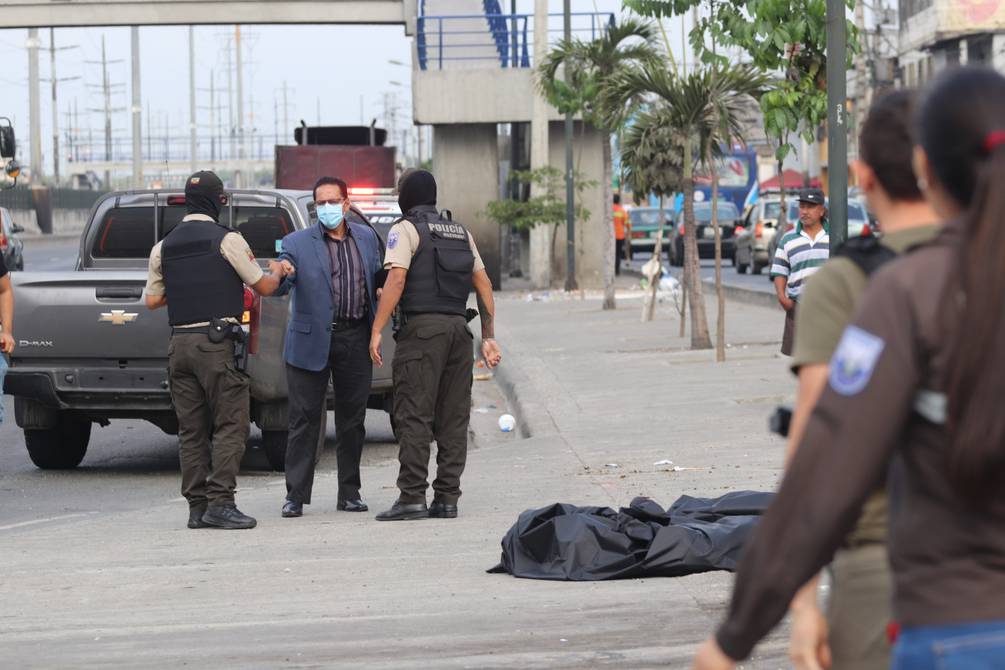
[285,319,371,504]
[392,313,474,505]
[168,332,250,508]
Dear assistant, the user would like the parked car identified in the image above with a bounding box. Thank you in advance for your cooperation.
[733,197,784,275]
[669,200,740,267]
[627,207,673,256]
[4,189,396,471]
[1,206,25,271]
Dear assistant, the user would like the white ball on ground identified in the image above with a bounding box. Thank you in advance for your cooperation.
[498,414,516,433]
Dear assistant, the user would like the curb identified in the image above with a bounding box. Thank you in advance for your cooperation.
[701,278,781,311]
[481,337,557,441]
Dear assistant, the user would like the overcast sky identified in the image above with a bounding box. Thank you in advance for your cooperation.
[0,0,703,176]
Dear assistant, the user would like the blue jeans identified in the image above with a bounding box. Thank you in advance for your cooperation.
[893,620,1005,670]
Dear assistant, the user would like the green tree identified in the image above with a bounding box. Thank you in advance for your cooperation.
[482,167,594,281]
[537,18,661,309]
[603,62,769,350]
[620,107,684,323]
[625,0,856,228]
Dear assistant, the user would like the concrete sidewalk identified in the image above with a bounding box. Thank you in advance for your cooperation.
[0,284,795,669]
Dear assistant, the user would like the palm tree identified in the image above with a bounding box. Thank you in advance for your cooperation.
[620,107,684,323]
[537,19,661,310]
[602,63,770,350]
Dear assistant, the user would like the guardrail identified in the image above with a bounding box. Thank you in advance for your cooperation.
[416,11,614,71]
[0,186,108,212]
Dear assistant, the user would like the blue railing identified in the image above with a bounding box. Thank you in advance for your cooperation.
[416,11,614,71]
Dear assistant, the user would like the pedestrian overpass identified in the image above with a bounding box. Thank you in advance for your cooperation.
[0,1,417,29]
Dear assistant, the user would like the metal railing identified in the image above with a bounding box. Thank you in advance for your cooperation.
[416,11,614,70]
[0,186,108,211]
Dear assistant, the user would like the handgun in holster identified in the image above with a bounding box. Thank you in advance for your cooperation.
[208,318,249,372]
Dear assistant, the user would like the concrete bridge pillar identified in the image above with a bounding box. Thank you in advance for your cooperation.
[432,123,502,288]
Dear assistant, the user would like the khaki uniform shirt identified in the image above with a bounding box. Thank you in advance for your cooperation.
[144,213,264,327]
[383,219,486,272]
[791,224,942,546]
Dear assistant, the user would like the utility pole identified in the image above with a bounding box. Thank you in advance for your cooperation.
[283,80,290,144]
[235,25,246,187]
[87,35,125,189]
[189,26,197,173]
[563,0,577,291]
[145,100,152,162]
[198,72,218,162]
[48,29,81,184]
[826,0,848,246]
[853,0,869,160]
[131,26,142,188]
[28,28,43,181]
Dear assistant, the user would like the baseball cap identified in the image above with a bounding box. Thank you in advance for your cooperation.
[797,188,825,205]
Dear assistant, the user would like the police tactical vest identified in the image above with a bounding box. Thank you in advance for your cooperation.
[400,205,475,316]
[834,234,898,276]
[161,219,245,326]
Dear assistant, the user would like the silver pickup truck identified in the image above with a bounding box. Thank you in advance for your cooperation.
[4,189,395,471]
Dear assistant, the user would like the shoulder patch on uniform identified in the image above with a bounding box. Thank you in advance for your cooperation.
[388,230,399,250]
[829,326,886,396]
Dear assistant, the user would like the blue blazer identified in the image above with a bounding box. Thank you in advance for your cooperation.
[276,222,383,371]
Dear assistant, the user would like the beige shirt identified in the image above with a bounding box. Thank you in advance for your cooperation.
[144,214,264,327]
[383,219,486,272]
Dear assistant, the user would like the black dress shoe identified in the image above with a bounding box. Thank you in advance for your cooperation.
[375,500,428,521]
[188,504,210,529]
[336,498,369,512]
[282,500,303,518]
[202,503,257,530]
[428,501,458,519]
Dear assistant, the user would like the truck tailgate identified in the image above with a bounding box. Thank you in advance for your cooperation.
[11,272,170,360]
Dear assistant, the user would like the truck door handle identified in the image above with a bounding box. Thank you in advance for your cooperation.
[96,287,143,300]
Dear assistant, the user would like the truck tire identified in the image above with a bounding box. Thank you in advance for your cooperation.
[24,416,91,469]
[262,430,288,472]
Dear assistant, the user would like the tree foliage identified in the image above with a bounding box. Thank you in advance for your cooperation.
[481,167,594,232]
[624,0,856,160]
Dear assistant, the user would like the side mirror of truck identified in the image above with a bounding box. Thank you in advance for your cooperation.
[0,121,16,160]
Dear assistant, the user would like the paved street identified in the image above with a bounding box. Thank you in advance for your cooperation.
[625,250,775,296]
[1,253,795,667]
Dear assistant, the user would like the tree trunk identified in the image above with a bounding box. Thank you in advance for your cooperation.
[642,195,666,322]
[678,270,687,337]
[711,163,726,362]
[602,137,617,310]
[682,141,712,349]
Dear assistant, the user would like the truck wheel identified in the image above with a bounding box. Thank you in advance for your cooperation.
[24,416,91,469]
[262,430,288,472]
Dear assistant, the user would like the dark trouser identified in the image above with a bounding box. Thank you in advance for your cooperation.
[392,313,473,505]
[781,302,797,356]
[827,544,893,670]
[615,239,625,275]
[285,320,371,504]
[168,332,250,508]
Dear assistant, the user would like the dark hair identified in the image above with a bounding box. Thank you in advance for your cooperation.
[613,193,621,205]
[919,66,1005,498]
[313,176,347,201]
[859,89,923,201]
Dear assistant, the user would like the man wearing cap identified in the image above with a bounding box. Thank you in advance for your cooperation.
[145,170,292,530]
[769,188,829,356]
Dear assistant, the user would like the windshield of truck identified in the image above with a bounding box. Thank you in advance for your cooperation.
[91,204,296,260]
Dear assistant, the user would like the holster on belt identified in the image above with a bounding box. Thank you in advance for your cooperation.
[209,318,249,372]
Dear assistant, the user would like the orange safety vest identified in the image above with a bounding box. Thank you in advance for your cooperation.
[613,204,628,240]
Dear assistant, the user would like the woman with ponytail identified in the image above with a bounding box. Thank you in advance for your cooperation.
[692,65,1005,670]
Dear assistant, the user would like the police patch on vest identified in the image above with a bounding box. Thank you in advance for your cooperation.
[429,221,468,241]
[829,326,885,396]
[388,230,399,249]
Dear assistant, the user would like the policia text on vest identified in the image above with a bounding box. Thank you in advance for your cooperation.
[144,170,292,531]
[368,170,502,522]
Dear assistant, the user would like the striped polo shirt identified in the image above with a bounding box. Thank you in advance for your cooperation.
[770,223,830,300]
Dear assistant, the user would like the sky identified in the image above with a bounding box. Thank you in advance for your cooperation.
[0,0,701,178]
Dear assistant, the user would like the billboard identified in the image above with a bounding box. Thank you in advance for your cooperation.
[940,0,1005,33]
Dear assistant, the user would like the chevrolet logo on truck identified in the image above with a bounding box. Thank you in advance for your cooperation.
[99,310,139,325]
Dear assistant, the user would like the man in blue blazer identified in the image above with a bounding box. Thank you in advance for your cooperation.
[274,176,384,517]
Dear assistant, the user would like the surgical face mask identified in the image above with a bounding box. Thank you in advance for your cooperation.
[317,203,345,230]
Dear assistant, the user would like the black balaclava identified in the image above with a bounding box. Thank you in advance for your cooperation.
[397,169,437,214]
[185,170,225,220]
